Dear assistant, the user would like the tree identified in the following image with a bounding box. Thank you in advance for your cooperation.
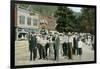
[80,8,95,34]
[54,6,76,33]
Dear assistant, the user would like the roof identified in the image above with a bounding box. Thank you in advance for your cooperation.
[17,4,40,15]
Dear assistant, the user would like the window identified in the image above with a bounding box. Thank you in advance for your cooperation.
[33,19,38,26]
[27,17,31,25]
[19,15,25,24]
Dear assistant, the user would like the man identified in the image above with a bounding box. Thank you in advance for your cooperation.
[36,34,43,59]
[29,32,37,61]
[54,33,60,61]
[62,42,68,56]
[62,34,68,56]
[92,35,95,50]
[40,28,48,39]
[48,34,54,58]
[73,33,79,55]
[45,36,50,59]
[40,37,48,60]
[67,32,73,59]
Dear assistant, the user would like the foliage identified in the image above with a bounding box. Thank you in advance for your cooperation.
[80,7,95,34]
[54,6,76,33]
[18,4,57,16]
[18,4,95,34]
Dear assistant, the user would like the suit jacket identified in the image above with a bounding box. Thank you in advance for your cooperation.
[54,36,60,60]
[29,36,37,51]
[73,37,78,49]
[54,36,60,49]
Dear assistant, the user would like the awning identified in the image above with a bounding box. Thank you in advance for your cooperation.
[19,29,28,34]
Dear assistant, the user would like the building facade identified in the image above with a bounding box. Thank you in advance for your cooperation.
[15,5,40,40]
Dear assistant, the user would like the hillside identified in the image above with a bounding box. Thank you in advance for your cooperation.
[18,4,81,17]
[19,4,57,16]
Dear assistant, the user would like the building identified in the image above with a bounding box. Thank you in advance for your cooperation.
[15,4,40,40]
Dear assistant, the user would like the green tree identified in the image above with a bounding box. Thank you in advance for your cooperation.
[80,8,95,34]
[54,6,76,33]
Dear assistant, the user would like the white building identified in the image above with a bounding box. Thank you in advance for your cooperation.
[15,4,40,40]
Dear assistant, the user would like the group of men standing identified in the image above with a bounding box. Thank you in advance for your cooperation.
[28,31,60,61]
[28,30,94,61]
[61,32,82,59]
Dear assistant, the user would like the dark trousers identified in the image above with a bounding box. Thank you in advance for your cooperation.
[62,44,68,56]
[45,43,50,59]
[72,48,75,55]
[53,44,59,60]
[68,43,72,59]
[37,44,47,59]
[42,46,46,59]
[77,48,82,56]
[53,44,56,60]
[72,48,76,55]
[92,44,94,50]
[30,48,37,60]
[73,44,78,55]
[54,50,57,60]
[37,44,43,59]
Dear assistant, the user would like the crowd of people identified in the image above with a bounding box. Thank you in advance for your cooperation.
[28,29,95,61]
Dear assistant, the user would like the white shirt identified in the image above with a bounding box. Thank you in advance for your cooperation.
[49,36,53,43]
[68,36,74,47]
[36,36,41,43]
[78,40,84,48]
[39,38,49,46]
[62,35,68,43]
[68,36,73,43]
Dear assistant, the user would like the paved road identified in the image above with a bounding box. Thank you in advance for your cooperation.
[15,40,94,65]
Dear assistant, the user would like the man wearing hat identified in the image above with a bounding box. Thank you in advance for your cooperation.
[73,33,79,55]
[53,32,60,61]
[67,32,73,59]
[29,32,37,61]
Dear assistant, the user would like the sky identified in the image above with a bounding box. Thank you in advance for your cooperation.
[68,7,81,12]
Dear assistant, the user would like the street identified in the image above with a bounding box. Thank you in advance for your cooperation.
[15,40,94,65]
